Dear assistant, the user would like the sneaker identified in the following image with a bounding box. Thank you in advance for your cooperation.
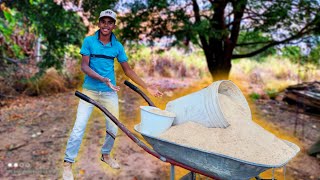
[62,161,74,180]
[101,155,120,169]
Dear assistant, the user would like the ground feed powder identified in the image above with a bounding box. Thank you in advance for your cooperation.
[159,93,297,166]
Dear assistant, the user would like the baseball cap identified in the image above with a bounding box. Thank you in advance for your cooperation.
[99,9,117,22]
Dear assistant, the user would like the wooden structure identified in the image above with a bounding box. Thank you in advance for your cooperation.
[283,81,320,113]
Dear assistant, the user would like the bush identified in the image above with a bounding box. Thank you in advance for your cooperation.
[281,46,301,64]
[127,46,208,79]
[265,89,278,99]
[249,93,261,101]
[24,68,68,96]
[62,46,83,89]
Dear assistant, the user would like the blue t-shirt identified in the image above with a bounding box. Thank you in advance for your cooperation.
[80,30,128,92]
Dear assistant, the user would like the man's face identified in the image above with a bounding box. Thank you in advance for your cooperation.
[98,17,116,36]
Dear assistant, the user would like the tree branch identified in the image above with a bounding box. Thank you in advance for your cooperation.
[192,0,208,50]
[0,56,20,65]
[229,0,247,46]
[232,16,318,59]
[235,40,274,47]
[232,31,312,59]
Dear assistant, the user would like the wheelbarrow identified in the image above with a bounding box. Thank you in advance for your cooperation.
[75,80,300,180]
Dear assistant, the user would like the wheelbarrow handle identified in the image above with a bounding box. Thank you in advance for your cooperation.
[75,91,92,104]
[124,80,156,107]
[74,90,164,160]
[74,90,219,179]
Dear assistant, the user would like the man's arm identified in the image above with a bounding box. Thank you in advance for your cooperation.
[81,55,120,91]
[120,62,162,97]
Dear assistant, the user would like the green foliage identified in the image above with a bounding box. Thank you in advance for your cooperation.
[148,0,168,9]
[124,45,208,78]
[3,0,319,77]
[0,7,25,59]
[249,93,261,101]
[2,0,87,70]
[281,46,301,63]
[113,0,320,77]
[65,44,82,60]
[265,89,278,100]
[82,0,117,22]
[118,1,192,46]
[126,44,153,63]
[307,42,320,65]
[230,56,320,100]
[126,45,206,69]
[236,31,276,61]
[11,44,24,59]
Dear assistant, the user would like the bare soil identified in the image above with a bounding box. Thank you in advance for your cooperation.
[0,77,319,180]
[0,78,194,179]
[253,96,320,180]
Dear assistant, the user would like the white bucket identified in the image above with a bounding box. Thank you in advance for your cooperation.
[165,80,251,128]
[140,106,176,136]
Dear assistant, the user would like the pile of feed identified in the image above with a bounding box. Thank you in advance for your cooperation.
[159,93,297,166]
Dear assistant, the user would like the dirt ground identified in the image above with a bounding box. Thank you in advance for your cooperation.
[0,78,319,179]
[253,97,320,180]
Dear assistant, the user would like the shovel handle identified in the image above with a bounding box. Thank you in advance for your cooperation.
[124,80,156,107]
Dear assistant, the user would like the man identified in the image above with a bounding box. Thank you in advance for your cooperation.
[62,9,163,179]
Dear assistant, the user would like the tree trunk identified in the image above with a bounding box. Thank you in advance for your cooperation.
[195,0,246,81]
[193,0,246,81]
[204,1,232,81]
[204,47,232,81]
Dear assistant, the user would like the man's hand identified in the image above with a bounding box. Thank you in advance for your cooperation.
[102,78,120,91]
[147,86,163,97]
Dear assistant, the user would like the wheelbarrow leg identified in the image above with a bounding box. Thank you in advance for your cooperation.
[180,171,196,180]
[171,164,175,180]
[255,176,277,180]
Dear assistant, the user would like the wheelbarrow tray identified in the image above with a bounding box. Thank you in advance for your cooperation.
[134,124,300,180]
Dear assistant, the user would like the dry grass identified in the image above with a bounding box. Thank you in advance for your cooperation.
[62,58,83,89]
[230,56,320,99]
[24,68,68,96]
[131,56,208,79]
[127,46,208,79]
[3,44,319,99]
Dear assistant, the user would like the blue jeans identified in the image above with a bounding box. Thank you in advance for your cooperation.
[64,89,119,163]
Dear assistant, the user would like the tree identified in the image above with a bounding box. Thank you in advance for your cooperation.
[0,6,36,63]
[1,0,87,70]
[282,46,301,63]
[112,0,320,80]
[308,41,320,65]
